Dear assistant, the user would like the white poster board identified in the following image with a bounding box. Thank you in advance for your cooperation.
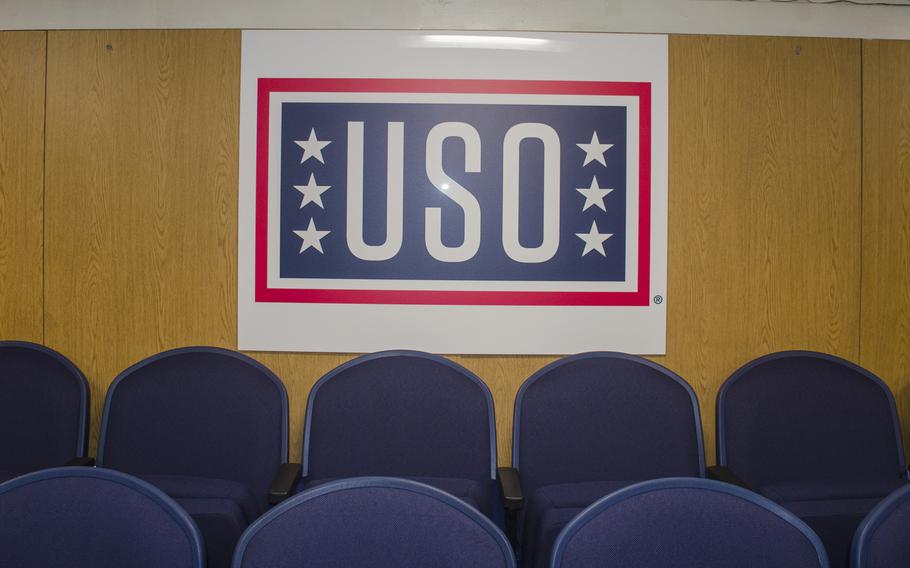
[238,31,667,354]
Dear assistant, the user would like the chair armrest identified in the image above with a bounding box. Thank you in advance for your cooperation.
[65,456,95,467]
[268,463,302,505]
[707,465,754,491]
[497,467,524,549]
[497,467,524,511]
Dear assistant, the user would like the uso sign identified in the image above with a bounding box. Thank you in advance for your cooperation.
[238,31,667,355]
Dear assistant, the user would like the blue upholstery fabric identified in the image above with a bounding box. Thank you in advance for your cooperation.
[783,483,909,568]
[796,508,879,568]
[98,347,289,568]
[717,351,907,568]
[233,477,515,568]
[141,474,261,523]
[513,353,704,568]
[0,341,88,476]
[853,483,910,568]
[527,480,634,568]
[760,477,907,504]
[719,352,904,485]
[303,351,496,515]
[302,475,485,510]
[177,497,246,568]
[0,467,204,568]
[784,498,891,518]
[552,478,829,568]
[144,470,259,566]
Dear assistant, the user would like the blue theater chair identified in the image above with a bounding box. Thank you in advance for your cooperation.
[852,482,910,568]
[298,350,506,519]
[551,478,829,568]
[97,346,299,568]
[712,351,908,568]
[508,352,705,568]
[0,467,204,568]
[0,341,90,482]
[233,477,516,568]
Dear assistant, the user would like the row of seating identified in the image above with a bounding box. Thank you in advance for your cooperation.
[3,466,910,567]
[1,341,908,568]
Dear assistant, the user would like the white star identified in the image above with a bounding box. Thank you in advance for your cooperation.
[293,219,330,254]
[576,132,614,167]
[575,220,613,257]
[294,129,331,164]
[575,177,614,212]
[293,173,331,209]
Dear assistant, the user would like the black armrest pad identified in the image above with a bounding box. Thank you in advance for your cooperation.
[707,465,753,491]
[268,463,302,505]
[65,456,95,467]
[497,467,524,511]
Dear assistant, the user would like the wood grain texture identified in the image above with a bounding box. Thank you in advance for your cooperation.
[660,36,862,463]
[0,32,45,342]
[860,40,910,460]
[44,30,241,453]
[41,31,865,467]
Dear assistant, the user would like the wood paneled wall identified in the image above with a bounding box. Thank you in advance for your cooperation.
[1,30,907,465]
[44,31,240,435]
[860,40,910,460]
[660,35,862,461]
[0,32,45,342]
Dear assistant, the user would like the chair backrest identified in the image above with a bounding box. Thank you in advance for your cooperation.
[852,483,910,568]
[0,467,204,568]
[717,351,905,486]
[0,341,89,476]
[513,352,704,497]
[98,346,288,512]
[233,477,515,568]
[551,477,829,568]
[303,351,496,484]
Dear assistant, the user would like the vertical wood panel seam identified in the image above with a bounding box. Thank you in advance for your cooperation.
[856,39,866,365]
[41,31,48,345]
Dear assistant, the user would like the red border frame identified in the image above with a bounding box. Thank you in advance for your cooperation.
[255,78,651,306]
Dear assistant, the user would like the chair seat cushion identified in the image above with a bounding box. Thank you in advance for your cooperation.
[299,476,487,512]
[410,476,486,512]
[760,476,907,504]
[140,473,261,523]
[782,497,889,519]
[759,477,907,568]
[524,480,635,568]
[783,499,890,568]
[175,497,246,568]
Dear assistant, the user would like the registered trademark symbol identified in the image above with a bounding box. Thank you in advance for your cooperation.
[653,295,663,304]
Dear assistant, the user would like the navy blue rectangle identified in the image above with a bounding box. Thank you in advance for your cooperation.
[278,102,627,282]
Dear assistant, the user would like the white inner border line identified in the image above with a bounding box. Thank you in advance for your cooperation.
[266,91,640,293]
